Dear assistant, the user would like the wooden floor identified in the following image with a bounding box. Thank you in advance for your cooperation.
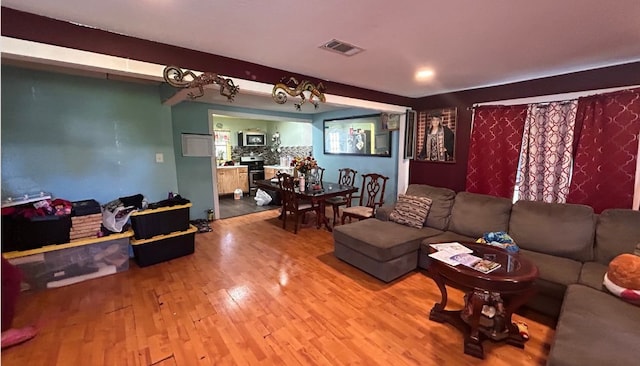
[2,210,555,365]
[218,195,279,219]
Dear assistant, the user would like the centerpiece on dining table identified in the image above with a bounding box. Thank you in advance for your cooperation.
[290,156,320,190]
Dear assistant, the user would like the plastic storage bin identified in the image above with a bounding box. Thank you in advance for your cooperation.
[4,231,132,290]
[1,215,72,252]
[130,203,191,240]
[130,225,196,267]
[71,199,101,216]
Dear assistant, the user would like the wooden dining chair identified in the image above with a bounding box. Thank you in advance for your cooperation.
[315,167,325,183]
[341,173,389,224]
[324,168,358,225]
[277,172,319,234]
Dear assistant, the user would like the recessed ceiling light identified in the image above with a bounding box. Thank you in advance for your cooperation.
[415,69,435,81]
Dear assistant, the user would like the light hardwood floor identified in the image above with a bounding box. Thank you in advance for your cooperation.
[2,210,555,365]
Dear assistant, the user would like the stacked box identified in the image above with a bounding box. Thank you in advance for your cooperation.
[4,231,132,291]
[130,203,191,240]
[71,199,101,216]
[131,225,196,267]
[1,215,72,252]
[70,213,102,241]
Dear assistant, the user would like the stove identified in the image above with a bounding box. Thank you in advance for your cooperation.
[240,156,265,194]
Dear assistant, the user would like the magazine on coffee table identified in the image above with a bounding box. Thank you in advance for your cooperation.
[428,242,473,266]
[429,242,473,254]
[449,253,501,274]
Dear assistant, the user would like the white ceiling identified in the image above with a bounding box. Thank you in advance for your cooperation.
[3,0,640,98]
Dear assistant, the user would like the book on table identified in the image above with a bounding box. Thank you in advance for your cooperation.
[449,253,501,274]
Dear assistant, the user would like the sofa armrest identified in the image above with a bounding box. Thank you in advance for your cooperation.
[376,205,394,221]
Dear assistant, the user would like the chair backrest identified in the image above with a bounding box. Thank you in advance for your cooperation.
[277,172,298,212]
[338,168,358,186]
[358,173,389,209]
[313,167,326,183]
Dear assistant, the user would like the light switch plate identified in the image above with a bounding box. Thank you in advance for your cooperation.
[155,153,164,163]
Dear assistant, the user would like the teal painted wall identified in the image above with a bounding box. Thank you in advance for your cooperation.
[1,66,178,205]
[171,102,215,220]
[312,108,399,205]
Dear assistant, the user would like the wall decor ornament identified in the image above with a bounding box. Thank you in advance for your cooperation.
[163,65,240,101]
[272,77,326,110]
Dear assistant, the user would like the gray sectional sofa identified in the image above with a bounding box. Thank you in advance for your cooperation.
[332,184,640,366]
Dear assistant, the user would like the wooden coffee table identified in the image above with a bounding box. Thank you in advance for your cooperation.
[426,243,539,359]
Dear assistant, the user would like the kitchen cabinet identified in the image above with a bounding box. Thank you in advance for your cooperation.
[238,169,248,192]
[216,166,249,195]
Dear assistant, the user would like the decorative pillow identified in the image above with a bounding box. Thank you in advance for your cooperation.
[389,194,432,229]
[603,253,640,306]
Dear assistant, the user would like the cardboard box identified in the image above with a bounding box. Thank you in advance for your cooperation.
[70,213,102,241]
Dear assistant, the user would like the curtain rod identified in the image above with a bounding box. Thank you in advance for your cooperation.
[467,99,576,111]
[467,85,639,111]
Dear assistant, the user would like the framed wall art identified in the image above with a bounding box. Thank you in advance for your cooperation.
[404,109,416,159]
[414,107,457,163]
[380,112,401,131]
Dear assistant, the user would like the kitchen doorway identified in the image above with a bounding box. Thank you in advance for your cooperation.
[209,109,313,220]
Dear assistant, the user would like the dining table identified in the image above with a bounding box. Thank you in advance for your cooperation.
[254,179,358,232]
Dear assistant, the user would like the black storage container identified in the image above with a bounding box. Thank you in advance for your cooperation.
[130,203,191,240]
[1,214,72,252]
[71,199,101,216]
[130,225,196,267]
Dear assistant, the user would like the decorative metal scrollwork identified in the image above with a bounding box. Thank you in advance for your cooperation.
[272,77,326,110]
[163,65,240,102]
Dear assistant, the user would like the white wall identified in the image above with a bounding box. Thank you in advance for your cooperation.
[271,121,312,146]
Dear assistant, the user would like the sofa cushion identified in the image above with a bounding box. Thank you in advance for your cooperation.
[594,208,640,265]
[547,284,640,366]
[389,194,432,229]
[375,206,393,221]
[448,192,512,238]
[519,249,582,300]
[333,219,442,262]
[509,200,595,262]
[579,261,607,291]
[420,231,478,246]
[405,184,456,230]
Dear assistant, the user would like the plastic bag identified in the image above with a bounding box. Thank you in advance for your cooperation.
[254,189,272,206]
[102,199,137,232]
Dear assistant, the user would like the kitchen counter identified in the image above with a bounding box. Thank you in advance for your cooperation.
[216,165,247,169]
[264,165,294,179]
[264,165,293,170]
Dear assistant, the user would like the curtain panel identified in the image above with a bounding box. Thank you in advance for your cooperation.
[466,105,527,198]
[567,89,640,213]
[515,101,577,203]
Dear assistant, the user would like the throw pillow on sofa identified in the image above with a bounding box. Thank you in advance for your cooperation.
[389,194,432,229]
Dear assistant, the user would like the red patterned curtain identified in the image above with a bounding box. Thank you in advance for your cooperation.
[466,105,527,198]
[516,101,577,202]
[567,89,640,213]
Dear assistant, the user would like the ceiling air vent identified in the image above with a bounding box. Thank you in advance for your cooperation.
[320,39,364,57]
